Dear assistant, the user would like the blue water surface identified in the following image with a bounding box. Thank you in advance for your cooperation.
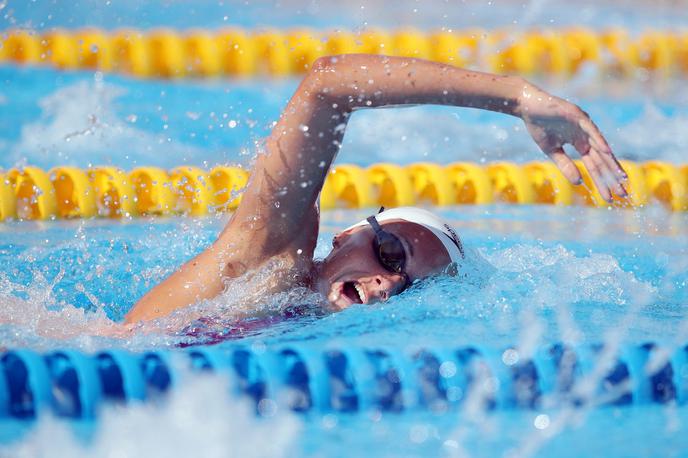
[1,1,688,456]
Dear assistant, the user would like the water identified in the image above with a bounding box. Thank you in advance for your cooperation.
[0,205,685,456]
[2,0,686,31]
[2,0,688,456]
[0,205,684,346]
[2,67,688,170]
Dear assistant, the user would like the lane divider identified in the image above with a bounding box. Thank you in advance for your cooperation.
[0,343,683,418]
[1,28,687,78]
[0,161,686,221]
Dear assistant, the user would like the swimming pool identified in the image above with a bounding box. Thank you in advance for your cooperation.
[2,1,688,457]
[1,204,687,456]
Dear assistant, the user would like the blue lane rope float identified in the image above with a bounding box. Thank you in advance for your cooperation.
[0,343,685,418]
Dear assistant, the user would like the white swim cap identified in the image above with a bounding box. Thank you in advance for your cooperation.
[343,206,465,264]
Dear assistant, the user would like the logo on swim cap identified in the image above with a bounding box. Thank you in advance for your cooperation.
[442,223,464,258]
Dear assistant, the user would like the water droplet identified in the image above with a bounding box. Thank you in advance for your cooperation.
[502,348,519,365]
[534,414,550,429]
[439,361,457,378]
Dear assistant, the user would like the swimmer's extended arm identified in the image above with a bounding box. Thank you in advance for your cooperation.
[233,54,626,240]
[125,54,625,324]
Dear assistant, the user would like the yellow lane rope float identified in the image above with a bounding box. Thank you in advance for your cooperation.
[1,28,688,78]
[0,161,686,221]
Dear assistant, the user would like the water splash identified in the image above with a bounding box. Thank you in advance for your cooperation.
[255,240,659,350]
[615,103,688,163]
[1,372,301,458]
[0,247,327,349]
[7,78,203,168]
[481,244,655,308]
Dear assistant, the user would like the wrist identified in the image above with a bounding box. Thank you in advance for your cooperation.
[510,76,532,119]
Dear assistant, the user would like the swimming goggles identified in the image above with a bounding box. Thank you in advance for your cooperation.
[366,207,411,291]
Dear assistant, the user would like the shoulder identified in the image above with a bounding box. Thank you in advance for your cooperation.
[217,203,320,272]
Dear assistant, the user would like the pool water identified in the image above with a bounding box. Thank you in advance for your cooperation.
[0,205,685,348]
[1,205,687,457]
[2,1,688,456]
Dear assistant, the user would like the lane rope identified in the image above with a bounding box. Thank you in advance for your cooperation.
[1,28,687,78]
[0,343,682,418]
[1,160,686,221]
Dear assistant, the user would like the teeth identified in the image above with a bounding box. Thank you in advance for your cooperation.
[354,283,365,303]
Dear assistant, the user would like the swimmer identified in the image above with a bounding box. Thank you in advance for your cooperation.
[124,54,627,324]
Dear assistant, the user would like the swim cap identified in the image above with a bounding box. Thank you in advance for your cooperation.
[343,206,465,264]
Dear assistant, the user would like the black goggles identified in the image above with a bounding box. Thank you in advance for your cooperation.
[366,208,411,289]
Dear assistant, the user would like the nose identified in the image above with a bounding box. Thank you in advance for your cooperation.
[364,274,405,303]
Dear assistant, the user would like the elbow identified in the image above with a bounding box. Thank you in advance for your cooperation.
[310,54,348,74]
[302,55,341,95]
[303,55,362,109]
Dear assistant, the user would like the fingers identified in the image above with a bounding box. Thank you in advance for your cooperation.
[548,147,582,184]
[581,153,612,202]
[572,113,629,201]
[596,148,627,198]
[577,116,628,181]
[598,147,628,182]
[578,117,611,155]
[581,147,629,202]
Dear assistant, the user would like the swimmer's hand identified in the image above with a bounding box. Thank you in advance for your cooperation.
[517,84,627,202]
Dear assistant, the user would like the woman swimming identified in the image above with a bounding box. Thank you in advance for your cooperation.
[124,54,627,324]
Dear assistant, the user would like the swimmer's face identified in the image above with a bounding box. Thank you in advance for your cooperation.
[316,219,451,310]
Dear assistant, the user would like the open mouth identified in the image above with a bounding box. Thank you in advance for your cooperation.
[342,281,366,304]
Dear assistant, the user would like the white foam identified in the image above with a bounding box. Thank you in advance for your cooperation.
[0,254,325,350]
[6,78,203,168]
[1,372,301,458]
[481,244,656,308]
[615,103,688,163]
[0,271,113,343]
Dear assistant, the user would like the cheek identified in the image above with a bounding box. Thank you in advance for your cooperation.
[327,241,380,273]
